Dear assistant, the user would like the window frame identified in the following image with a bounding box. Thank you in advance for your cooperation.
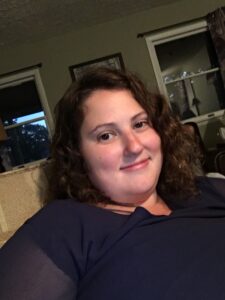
[0,67,53,135]
[144,19,225,123]
[0,67,53,169]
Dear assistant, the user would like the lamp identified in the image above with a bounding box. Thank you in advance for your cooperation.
[0,118,7,141]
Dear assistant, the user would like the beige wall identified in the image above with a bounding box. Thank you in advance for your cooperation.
[0,0,225,119]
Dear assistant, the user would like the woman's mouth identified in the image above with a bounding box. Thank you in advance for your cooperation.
[120,158,150,171]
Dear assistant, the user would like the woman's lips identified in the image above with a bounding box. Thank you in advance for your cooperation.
[120,158,150,171]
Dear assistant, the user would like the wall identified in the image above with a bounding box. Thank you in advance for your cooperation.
[0,0,225,124]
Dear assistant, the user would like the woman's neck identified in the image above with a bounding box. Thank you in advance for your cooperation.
[140,196,171,216]
[98,194,172,216]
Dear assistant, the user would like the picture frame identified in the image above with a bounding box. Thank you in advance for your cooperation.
[69,53,125,81]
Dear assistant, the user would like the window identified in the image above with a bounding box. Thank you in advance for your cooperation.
[145,19,225,123]
[0,67,53,169]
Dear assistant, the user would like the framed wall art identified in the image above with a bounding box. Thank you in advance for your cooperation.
[69,53,125,81]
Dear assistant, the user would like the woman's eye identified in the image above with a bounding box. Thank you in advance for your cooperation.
[97,132,115,142]
[134,120,149,129]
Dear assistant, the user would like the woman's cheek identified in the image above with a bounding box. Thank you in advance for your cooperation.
[96,147,120,169]
[151,131,161,148]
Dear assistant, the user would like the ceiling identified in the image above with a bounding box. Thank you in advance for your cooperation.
[0,0,180,48]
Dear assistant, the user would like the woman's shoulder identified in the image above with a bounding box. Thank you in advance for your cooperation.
[197,175,225,191]
[25,199,127,243]
[28,198,122,222]
[10,200,128,280]
[196,176,225,204]
[170,176,225,210]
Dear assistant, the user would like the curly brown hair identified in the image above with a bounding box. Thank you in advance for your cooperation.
[47,67,201,204]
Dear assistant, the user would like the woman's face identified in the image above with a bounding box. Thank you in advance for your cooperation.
[80,89,163,206]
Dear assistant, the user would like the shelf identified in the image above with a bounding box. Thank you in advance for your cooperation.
[164,67,220,85]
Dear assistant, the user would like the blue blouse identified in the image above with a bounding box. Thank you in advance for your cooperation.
[0,176,225,299]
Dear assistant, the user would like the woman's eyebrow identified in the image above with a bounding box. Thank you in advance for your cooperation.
[131,111,148,121]
[89,122,116,135]
[89,111,147,134]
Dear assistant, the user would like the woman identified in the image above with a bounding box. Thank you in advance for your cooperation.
[0,67,225,300]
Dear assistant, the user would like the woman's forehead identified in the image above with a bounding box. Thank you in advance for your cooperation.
[82,89,146,116]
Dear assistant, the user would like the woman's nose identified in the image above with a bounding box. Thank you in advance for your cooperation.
[123,132,143,156]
